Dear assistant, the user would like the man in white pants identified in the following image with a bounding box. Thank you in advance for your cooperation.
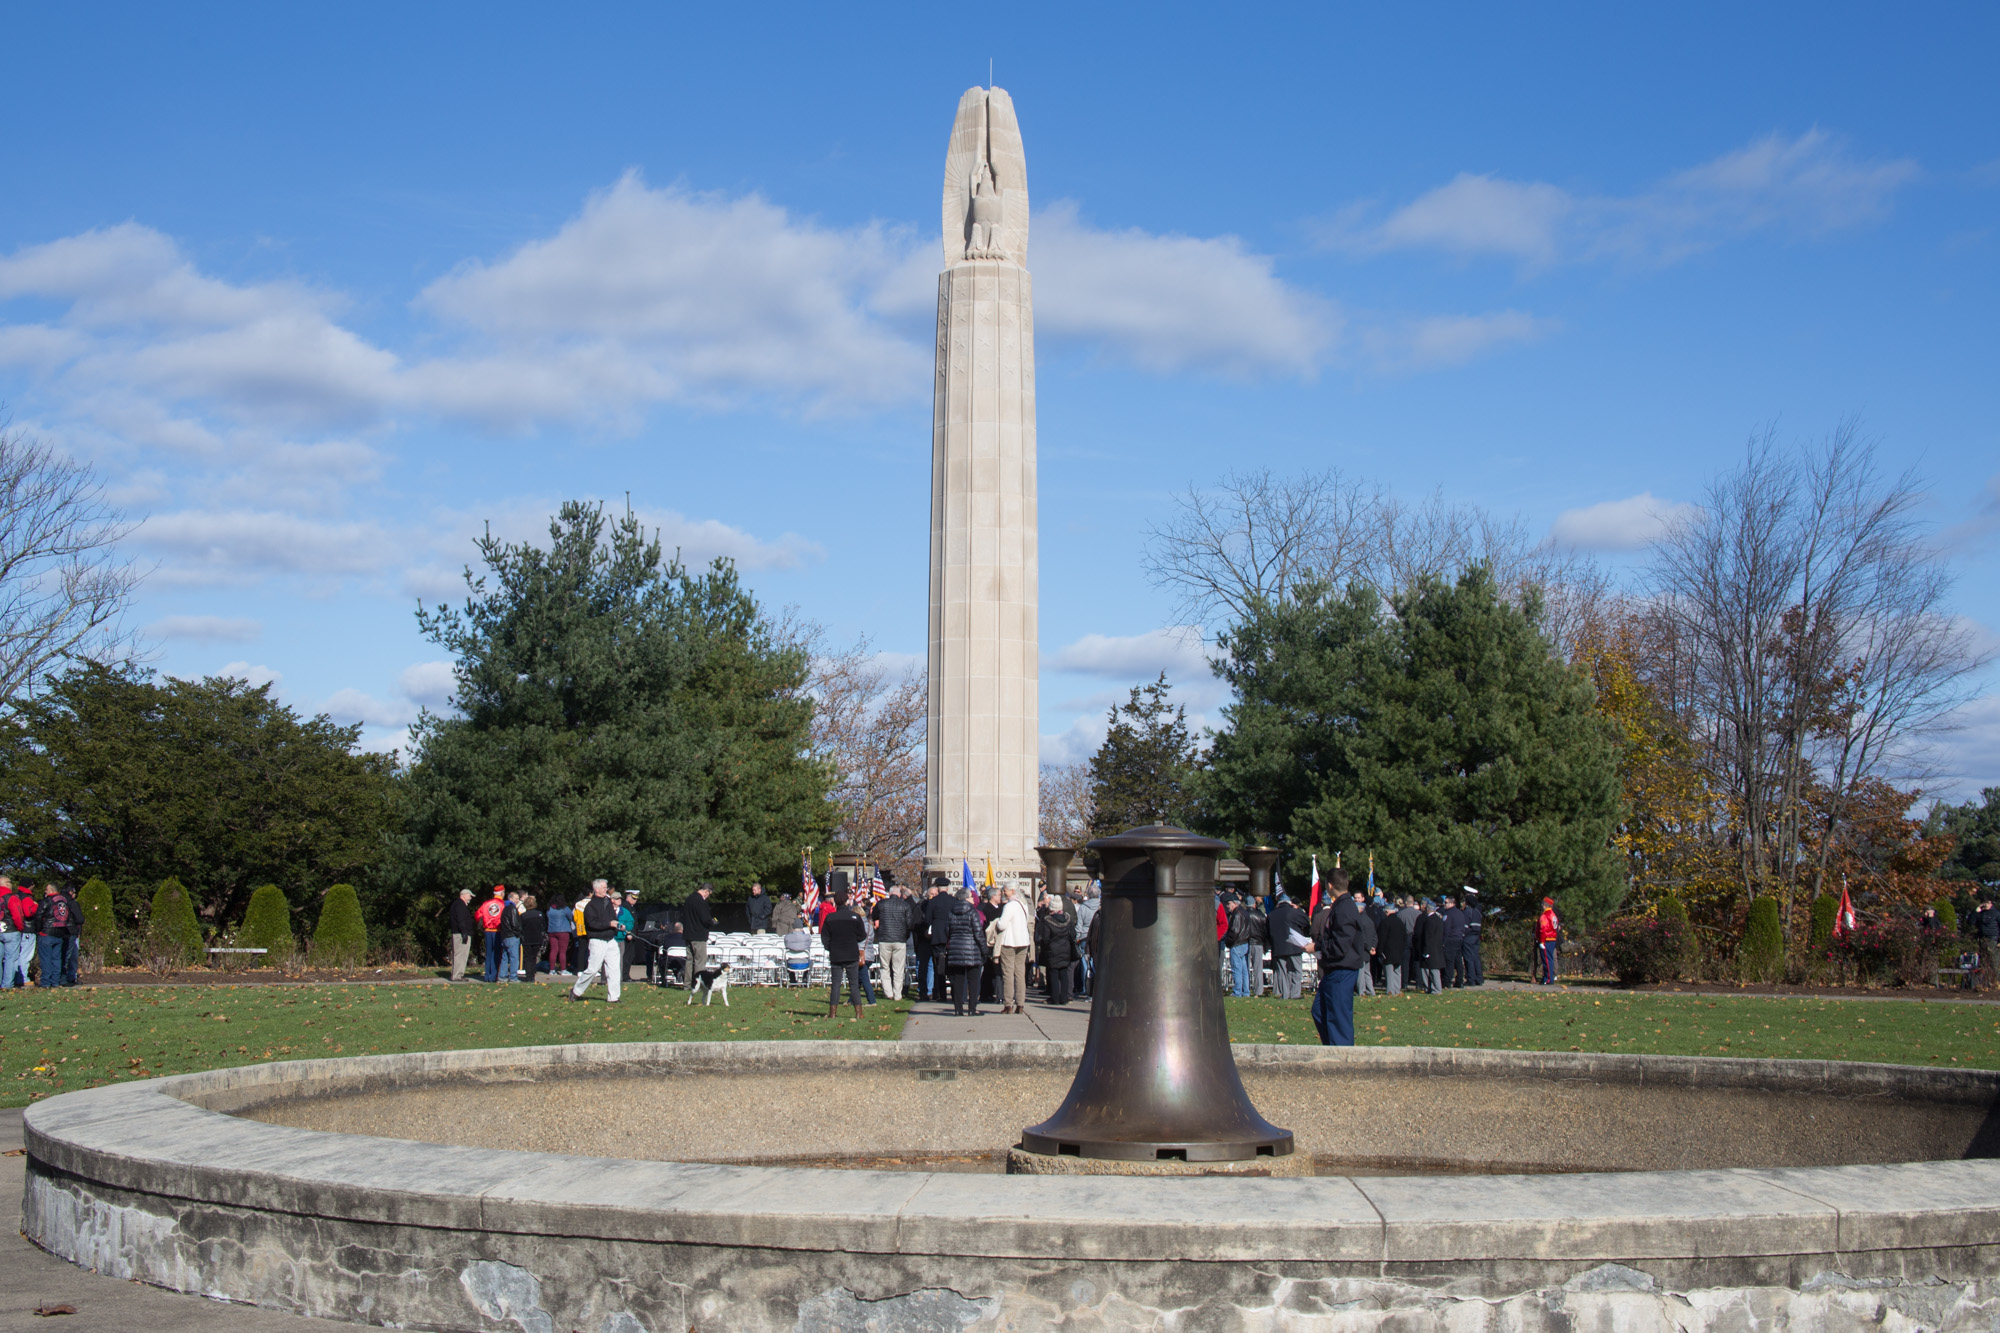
[567,880,622,1004]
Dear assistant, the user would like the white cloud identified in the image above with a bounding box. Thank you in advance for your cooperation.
[1548,491,1700,551]
[137,510,395,585]
[1031,202,1334,377]
[217,660,281,688]
[321,687,417,729]
[415,172,927,420]
[1928,692,2000,804]
[398,660,457,709]
[1045,626,1211,681]
[1040,713,1109,767]
[1362,311,1554,373]
[1327,130,1919,268]
[144,614,261,642]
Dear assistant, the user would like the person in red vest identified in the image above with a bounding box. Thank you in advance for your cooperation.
[1536,898,1561,985]
[475,887,506,983]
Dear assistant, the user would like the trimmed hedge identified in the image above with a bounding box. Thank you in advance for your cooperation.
[1595,911,1693,985]
[1810,894,1838,950]
[1935,898,1960,937]
[147,877,205,967]
[238,884,295,963]
[1738,895,1784,983]
[312,884,367,968]
[77,878,120,967]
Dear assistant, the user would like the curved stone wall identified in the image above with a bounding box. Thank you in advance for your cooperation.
[23,1041,2000,1332]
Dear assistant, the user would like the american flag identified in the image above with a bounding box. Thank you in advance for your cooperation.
[868,865,887,904]
[800,851,820,919]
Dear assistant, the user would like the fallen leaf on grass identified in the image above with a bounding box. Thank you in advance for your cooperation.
[33,1303,78,1316]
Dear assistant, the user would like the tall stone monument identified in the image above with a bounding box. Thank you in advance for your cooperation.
[925,86,1038,882]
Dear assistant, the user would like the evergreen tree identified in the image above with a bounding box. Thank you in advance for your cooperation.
[0,665,397,925]
[76,878,119,967]
[238,883,295,962]
[313,884,368,967]
[1087,674,1201,837]
[1203,568,1624,924]
[1739,895,1784,982]
[1934,897,1960,936]
[397,502,834,924]
[147,877,204,967]
[1933,787,2000,886]
[1810,893,1838,949]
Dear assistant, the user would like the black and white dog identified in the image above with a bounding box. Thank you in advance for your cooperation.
[686,964,730,1006]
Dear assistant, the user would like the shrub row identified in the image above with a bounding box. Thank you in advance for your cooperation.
[76,879,369,972]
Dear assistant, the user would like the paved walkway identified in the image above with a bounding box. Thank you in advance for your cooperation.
[899,991,1092,1042]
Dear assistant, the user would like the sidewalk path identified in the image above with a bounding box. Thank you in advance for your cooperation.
[899,992,1091,1042]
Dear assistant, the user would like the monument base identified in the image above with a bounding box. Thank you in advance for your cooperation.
[1005,1146,1311,1177]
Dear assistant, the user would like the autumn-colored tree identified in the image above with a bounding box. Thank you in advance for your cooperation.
[808,636,926,889]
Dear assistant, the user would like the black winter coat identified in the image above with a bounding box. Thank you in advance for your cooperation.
[1036,910,1075,969]
[682,891,715,942]
[746,892,772,929]
[943,902,986,967]
[1412,912,1446,968]
[449,899,476,935]
[874,894,916,943]
[820,908,866,965]
[1267,901,1306,957]
[1315,897,1369,971]
[1376,909,1410,966]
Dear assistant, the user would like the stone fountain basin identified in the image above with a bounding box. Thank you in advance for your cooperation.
[23,1041,2000,1332]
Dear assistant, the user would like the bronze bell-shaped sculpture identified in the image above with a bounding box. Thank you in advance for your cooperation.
[1020,825,1294,1163]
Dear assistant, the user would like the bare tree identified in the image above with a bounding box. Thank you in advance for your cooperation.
[1143,468,1383,627]
[1648,422,1989,929]
[1038,759,1094,849]
[807,636,928,888]
[1144,467,1609,655]
[0,424,140,709]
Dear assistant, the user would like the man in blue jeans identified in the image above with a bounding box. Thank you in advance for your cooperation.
[1309,871,1365,1046]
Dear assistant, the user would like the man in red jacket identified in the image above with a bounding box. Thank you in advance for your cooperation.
[1536,898,1561,985]
[0,877,36,989]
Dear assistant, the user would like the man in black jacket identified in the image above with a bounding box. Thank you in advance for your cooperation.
[1376,898,1409,995]
[1412,899,1446,994]
[1266,892,1308,999]
[1440,894,1468,989]
[820,889,868,1020]
[924,882,956,1002]
[873,887,916,1000]
[567,880,623,1004]
[683,884,716,986]
[1309,871,1364,1045]
[448,889,476,982]
[1462,888,1485,986]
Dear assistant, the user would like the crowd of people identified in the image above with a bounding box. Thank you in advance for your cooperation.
[0,876,83,989]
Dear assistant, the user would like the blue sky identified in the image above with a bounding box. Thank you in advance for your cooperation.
[3,3,1996,798]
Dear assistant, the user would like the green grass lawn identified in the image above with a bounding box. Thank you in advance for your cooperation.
[9,982,1999,1109]
[1225,990,2000,1068]
[1,983,910,1107]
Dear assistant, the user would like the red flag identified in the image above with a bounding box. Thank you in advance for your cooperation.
[1832,885,1857,943]
[1306,855,1321,920]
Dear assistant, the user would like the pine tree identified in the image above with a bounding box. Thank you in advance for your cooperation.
[398,503,834,923]
[76,878,120,967]
[147,877,204,967]
[1739,896,1784,982]
[1204,568,1624,925]
[238,883,295,963]
[1088,674,1200,838]
[312,884,367,968]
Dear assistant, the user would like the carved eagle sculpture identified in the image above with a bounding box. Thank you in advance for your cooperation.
[941,86,1029,267]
